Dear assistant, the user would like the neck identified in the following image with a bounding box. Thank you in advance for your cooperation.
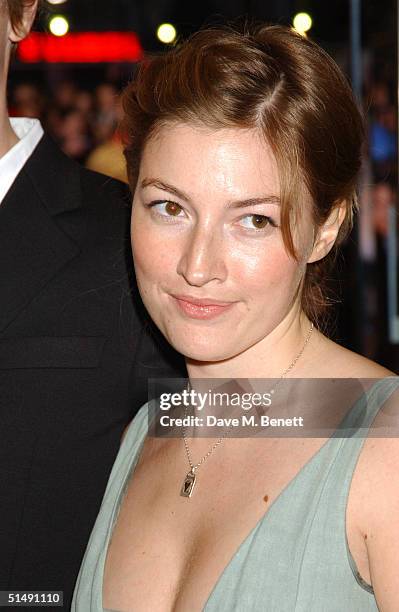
[0,115,18,157]
[0,94,18,157]
[0,49,18,158]
[186,306,315,382]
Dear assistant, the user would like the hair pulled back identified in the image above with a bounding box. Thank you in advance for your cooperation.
[122,24,364,327]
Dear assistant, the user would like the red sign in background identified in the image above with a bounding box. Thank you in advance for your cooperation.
[18,32,143,63]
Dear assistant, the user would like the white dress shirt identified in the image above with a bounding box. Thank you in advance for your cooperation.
[0,117,44,204]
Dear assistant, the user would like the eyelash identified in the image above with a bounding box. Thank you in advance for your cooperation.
[146,200,185,223]
[145,200,279,231]
[238,214,278,231]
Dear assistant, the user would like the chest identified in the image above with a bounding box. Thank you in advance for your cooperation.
[102,435,366,611]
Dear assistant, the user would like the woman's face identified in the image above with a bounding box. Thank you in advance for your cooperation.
[131,122,313,362]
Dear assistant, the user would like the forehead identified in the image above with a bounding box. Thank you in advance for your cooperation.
[139,122,280,200]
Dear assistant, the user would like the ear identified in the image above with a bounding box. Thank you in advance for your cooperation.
[8,0,38,43]
[307,201,347,264]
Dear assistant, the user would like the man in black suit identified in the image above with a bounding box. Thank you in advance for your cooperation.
[0,1,185,608]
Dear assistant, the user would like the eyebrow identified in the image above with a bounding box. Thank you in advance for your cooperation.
[140,178,281,208]
[140,178,190,202]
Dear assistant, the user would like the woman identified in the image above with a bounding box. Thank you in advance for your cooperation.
[72,24,399,611]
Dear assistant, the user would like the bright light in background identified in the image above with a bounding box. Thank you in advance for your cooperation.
[46,0,68,5]
[157,23,177,44]
[293,12,313,35]
[49,15,69,36]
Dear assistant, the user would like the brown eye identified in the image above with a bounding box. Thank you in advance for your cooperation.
[251,215,269,229]
[238,214,275,231]
[165,201,182,216]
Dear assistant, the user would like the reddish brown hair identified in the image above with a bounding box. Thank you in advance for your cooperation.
[122,24,364,327]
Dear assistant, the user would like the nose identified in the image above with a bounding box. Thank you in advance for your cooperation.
[176,225,227,287]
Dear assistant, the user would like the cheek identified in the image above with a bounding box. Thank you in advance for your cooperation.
[229,239,302,299]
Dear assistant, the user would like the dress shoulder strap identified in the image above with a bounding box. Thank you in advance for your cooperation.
[333,377,399,437]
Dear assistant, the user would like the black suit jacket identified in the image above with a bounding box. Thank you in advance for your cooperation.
[0,135,185,609]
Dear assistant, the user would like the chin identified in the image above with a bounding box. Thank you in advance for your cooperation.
[163,331,236,363]
[154,313,245,362]
[179,346,232,363]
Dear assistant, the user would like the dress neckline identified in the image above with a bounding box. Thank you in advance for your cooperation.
[100,378,392,611]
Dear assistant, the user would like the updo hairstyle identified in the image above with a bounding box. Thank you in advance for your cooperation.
[122,24,364,327]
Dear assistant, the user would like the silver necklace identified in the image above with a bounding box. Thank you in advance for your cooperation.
[180,322,314,497]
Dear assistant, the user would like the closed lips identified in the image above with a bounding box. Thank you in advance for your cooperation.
[172,295,234,307]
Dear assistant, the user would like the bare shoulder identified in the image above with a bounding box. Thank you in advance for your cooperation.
[353,433,399,609]
[347,380,399,609]
[307,331,396,378]
[306,331,399,606]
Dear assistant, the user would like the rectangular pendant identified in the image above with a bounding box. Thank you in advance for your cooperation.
[180,470,196,498]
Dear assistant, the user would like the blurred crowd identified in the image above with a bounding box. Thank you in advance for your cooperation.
[8,79,128,183]
[361,79,398,365]
[367,80,397,239]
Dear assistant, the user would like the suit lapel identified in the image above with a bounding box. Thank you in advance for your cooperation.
[0,137,82,334]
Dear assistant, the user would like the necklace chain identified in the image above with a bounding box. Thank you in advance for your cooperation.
[180,321,314,496]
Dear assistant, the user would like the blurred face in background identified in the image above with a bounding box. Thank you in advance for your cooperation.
[54,81,77,111]
[95,83,117,112]
[12,82,43,116]
[75,90,93,116]
[131,122,314,364]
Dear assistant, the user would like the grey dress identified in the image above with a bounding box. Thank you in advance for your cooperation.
[72,377,399,611]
